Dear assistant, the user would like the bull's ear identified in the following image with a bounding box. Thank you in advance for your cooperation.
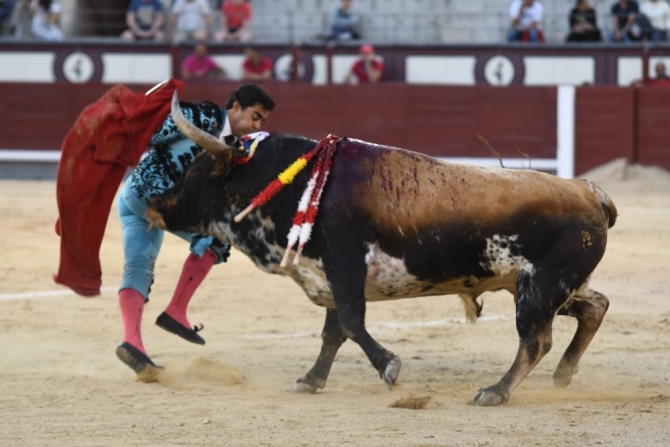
[210,151,233,177]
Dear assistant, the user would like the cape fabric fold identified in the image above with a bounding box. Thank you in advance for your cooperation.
[54,79,185,296]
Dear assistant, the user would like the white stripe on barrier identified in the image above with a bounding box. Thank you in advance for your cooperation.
[438,157,558,170]
[0,150,61,162]
[557,85,576,179]
[0,287,116,301]
[243,314,512,340]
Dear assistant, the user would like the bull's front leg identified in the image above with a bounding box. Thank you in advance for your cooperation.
[291,308,347,393]
[322,251,402,390]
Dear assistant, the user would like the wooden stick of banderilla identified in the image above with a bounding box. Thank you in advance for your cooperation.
[234,205,254,222]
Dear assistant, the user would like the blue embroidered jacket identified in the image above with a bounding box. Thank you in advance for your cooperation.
[128,100,228,259]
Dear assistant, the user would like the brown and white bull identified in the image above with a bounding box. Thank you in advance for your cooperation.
[146,94,617,406]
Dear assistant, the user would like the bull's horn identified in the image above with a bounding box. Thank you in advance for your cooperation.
[170,90,232,158]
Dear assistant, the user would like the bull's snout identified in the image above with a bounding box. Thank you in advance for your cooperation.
[146,207,167,230]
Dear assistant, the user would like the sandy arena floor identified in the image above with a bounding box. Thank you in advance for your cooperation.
[0,161,669,446]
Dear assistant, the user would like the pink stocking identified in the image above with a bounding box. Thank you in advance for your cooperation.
[164,250,216,328]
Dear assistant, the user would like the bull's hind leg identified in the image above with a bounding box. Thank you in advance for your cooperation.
[291,308,347,393]
[471,272,567,406]
[553,287,609,387]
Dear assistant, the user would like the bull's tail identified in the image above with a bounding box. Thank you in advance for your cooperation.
[587,181,618,228]
[459,293,482,323]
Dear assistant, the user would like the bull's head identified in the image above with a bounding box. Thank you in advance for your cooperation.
[145,91,234,234]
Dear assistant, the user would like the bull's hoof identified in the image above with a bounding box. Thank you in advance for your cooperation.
[290,378,320,394]
[553,364,579,388]
[470,386,509,406]
[381,356,403,390]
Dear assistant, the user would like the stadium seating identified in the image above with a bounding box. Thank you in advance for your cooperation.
[248,0,615,44]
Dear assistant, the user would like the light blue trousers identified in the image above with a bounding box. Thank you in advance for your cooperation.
[117,181,219,301]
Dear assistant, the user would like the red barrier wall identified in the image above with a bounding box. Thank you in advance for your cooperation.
[1,82,668,175]
[0,82,558,159]
[574,87,636,175]
[636,88,670,170]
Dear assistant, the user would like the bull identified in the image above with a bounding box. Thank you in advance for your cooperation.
[146,93,617,406]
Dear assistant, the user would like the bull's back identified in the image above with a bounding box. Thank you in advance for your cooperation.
[330,140,612,288]
[335,143,604,236]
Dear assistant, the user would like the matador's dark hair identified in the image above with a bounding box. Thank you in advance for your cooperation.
[225,84,276,112]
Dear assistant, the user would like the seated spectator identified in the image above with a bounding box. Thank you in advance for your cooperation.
[610,0,640,42]
[327,0,360,41]
[0,0,16,34]
[169,0,212,44]
[181,41,226,80]
[121,0,164,42]
[242,46,273,81]
[345,44,383,85]
[31,0,62,41]
[648,61,670,86]
[7,0,31,38]
[567,0,602,42]
[640,0,670,41]
[215,0,252,42]
[508,0,545,43]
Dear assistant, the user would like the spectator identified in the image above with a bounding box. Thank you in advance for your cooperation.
[327,0,360,41]
[241,46,273,81]
[648,61,670,85]
[345,44,383,85]
[567,0,602,42]
[508,0,545,43]
[215,0,252,42]
[0,0,16,34]
[7,0,31,38]
[181,41,226,80]
[31,0,62,41]
[640,0,670,41]
[121,0,165,42]
[610,0,639,42]
[169,0,212,44]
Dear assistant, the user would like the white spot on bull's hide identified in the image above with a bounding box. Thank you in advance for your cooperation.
[285,257,334,308]
[365,244,375,266]
[364,243,437,299]
[398,226,405,237]
[480,235,535,277]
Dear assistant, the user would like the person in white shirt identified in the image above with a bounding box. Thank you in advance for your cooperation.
[168,0,212,44]
[640,0,670,41]
[508,0,544,43]
[31,0,63,41]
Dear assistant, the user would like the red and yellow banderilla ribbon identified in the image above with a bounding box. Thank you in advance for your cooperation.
[233,135,341,268]
[233,135,339,223]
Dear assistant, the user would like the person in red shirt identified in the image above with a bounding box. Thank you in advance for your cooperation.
[346,44,384,84]
[215,0,252,42]
[181,42,226,80]
[242,46,273,81]
[648,61,670,87]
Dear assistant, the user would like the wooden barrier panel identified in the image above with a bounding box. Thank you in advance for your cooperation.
[0,82,667,175]
[0,82,558,160]
[636,88,670,170]
[574,87,636,175]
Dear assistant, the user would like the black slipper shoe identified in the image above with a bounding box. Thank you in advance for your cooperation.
[155,312,206,345]
[115,342,163,382]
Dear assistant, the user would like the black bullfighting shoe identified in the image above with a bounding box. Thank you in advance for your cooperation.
[115,342,163,383]
[155,312,206,345]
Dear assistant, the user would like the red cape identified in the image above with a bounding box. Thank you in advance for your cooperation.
[54,79,185,296]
